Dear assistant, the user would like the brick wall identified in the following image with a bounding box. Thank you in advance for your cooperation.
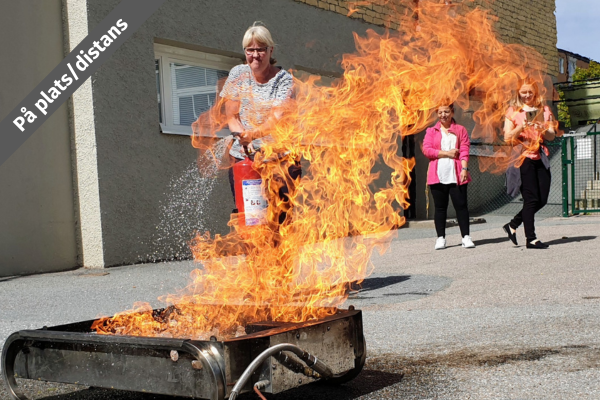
[486,0,558,76]
[294,0,559,76]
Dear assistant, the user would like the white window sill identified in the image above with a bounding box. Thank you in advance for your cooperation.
[160,124,232,138]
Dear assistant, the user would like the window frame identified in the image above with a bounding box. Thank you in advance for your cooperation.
[154,44,242,136]
[567,57,577,81]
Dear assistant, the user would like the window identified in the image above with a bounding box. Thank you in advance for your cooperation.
[154,44,242,135]
[568,57,577,81]
[559,57,565,74]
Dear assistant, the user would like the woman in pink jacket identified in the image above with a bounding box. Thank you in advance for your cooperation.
[422,104,474,250]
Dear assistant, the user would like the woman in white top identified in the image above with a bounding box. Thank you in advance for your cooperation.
[422,104,474,250]
[219,22,300,224]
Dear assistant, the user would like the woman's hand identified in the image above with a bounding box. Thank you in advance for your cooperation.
[441,149,459,159]
[516,121,528,135]
[516,121,528,134]
[238,130,254,146]
[460,169,468,183]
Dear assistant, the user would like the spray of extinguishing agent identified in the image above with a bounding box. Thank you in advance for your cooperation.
[231,133,268,228]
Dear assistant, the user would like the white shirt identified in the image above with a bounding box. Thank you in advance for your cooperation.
[437,126,457,184]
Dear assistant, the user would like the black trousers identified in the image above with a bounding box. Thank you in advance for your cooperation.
[509,158,551,242]
[402,135,417,219]
[430,183,470,238]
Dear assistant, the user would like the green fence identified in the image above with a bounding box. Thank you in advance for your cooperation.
[562,123,600,216]
[467,140,564,217]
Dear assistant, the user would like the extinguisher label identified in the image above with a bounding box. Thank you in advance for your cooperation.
[242,179,267,226]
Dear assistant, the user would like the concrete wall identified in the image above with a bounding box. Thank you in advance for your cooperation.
[85,0,384,266]
[0,0,78,276]
[83,0,560,266]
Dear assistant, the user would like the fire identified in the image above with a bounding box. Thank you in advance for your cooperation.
[92,0,555,339]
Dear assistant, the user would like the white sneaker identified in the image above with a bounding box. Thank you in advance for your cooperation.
[435,237,446,250]
[462,235,475,248]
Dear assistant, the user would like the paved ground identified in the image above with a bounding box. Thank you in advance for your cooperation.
[1,214,599,399]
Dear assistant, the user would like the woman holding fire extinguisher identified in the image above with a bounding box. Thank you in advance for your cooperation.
[220,22,300,227]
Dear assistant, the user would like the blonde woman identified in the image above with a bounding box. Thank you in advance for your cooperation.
[220,22,299,223]
[503,79,556,249]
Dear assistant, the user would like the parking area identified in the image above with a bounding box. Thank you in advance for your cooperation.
[1,214,599,399]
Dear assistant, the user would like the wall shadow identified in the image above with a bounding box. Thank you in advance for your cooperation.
[474,237,510,246]
[350,275,411,293]
[545,235,597,246]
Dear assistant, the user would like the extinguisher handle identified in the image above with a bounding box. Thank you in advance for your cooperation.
[243,145,254,160]
[231,131,255,160]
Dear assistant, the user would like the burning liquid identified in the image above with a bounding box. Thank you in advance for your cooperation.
[93,0,554,339]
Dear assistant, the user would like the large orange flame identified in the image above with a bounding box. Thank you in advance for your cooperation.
[92,0,556,339]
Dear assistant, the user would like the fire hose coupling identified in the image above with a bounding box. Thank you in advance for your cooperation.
[229,343,334,400]
[298,351,333,379]
[275,352,322,379]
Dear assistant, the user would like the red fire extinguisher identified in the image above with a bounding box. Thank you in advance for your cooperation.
[232,142,268,228]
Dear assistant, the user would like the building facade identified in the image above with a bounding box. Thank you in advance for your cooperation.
[0,0,559,276]
[557,48,591,83]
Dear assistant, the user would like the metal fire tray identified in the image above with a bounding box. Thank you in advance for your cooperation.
[2,307,365,400]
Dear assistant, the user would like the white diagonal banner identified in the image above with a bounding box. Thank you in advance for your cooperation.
[0,0,167,167]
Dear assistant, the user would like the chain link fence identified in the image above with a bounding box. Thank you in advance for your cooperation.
[466,140,564,217]
[563,127,600,215]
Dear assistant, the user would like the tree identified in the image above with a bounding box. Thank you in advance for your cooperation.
[573,60,600,82]
[557,88,571,127]
[557,61,600,128]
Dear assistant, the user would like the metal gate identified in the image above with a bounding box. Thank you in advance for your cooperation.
[562,122,600,216]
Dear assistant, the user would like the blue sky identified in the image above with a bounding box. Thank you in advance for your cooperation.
[556,0,600,61]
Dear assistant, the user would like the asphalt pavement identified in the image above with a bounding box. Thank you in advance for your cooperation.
[1,214,599,399]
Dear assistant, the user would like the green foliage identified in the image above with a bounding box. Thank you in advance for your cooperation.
[557,61,600,128]
[557,88,571,128]
[573,61,600,82]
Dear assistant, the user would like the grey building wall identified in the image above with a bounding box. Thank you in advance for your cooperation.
[82,0,561,267]
[85,0,385,266]
[0,0,78,276]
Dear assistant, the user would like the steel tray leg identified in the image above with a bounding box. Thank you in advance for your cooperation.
[183,342,226,400]
[2,333,29,400]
